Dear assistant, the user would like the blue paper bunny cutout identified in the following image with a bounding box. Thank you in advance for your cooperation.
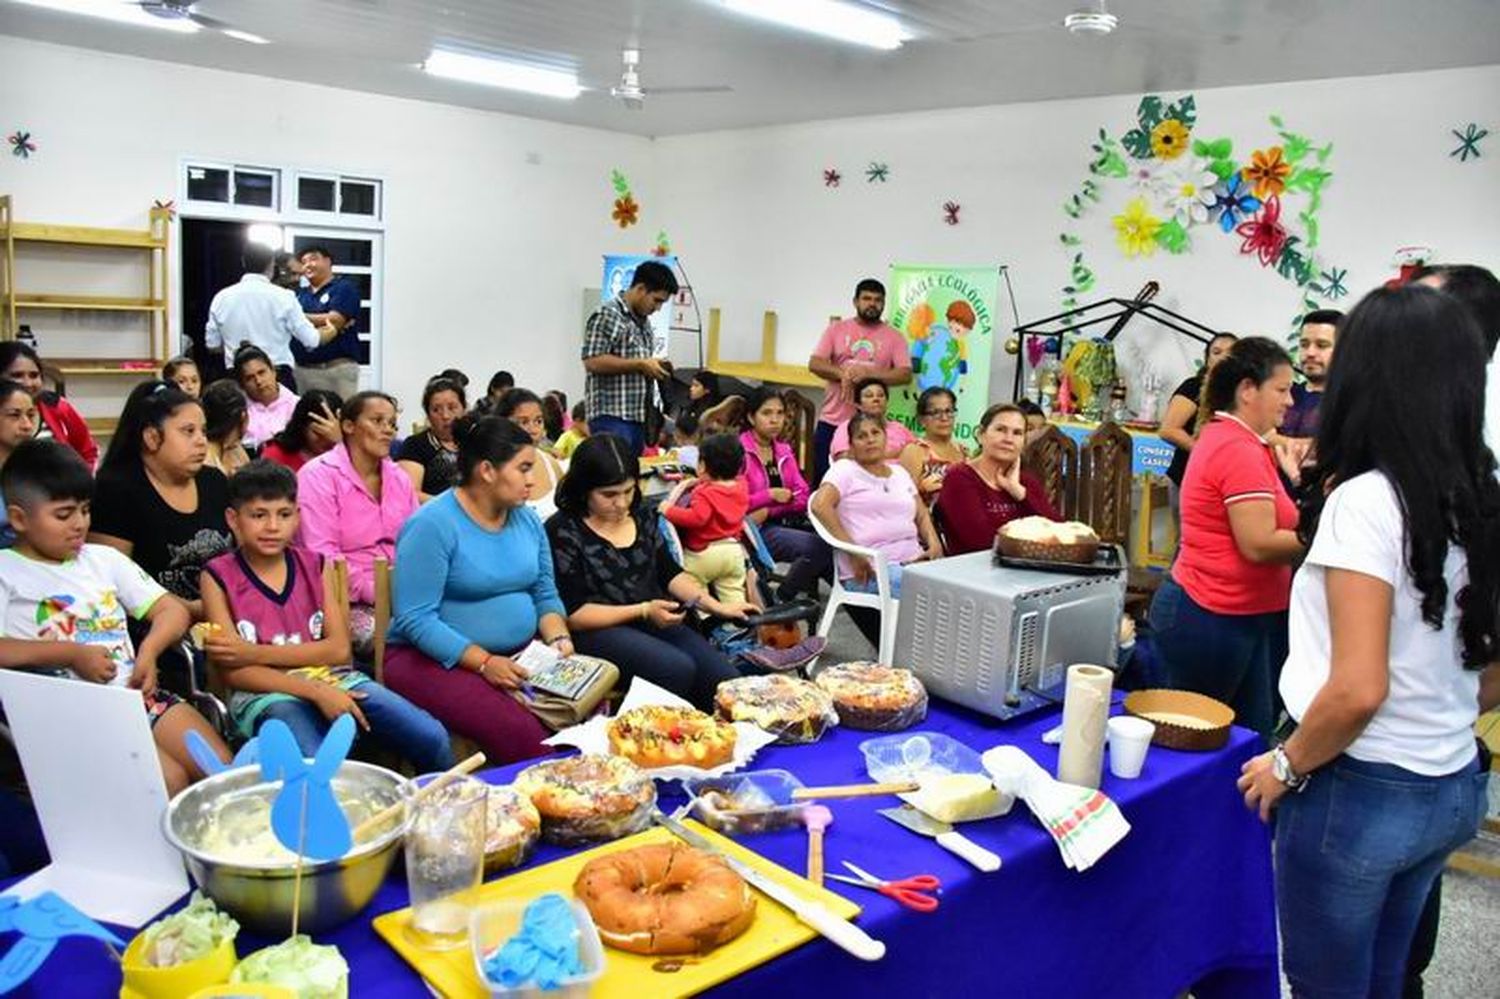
[184,729,259,777]
[0,891,125,995]
[257,714,355,862]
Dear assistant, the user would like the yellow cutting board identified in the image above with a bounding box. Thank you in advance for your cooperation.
[371,821,863,998]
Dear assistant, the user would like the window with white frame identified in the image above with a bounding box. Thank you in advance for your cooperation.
[295,173,381,221]
[183,162,281,211]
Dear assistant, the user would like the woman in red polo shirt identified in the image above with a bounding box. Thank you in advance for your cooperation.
[1148,337,1304,737]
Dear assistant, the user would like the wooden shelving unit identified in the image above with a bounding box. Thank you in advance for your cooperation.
[704,307,822,388]
[0,196,172,436]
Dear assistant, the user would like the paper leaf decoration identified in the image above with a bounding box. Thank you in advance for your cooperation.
[1122,94,1195,160]
[1452,123,1487,162]
[7,131,35,159]
[823,167,841,187]
[152,198,177,221]
[0,891,126,993]
[609,169,631,196]
[651,229,671,257]
[1154,218,1189,254]
[942,201,961,225]
[258,714,354,862]
[185,729,258,776]
[865,161,889,183]
[1312,267,1348,299]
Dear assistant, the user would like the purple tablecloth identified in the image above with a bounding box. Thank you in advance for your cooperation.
[3,698,1278,997]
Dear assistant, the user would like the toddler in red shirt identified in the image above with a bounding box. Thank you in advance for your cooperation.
[663,433,750,605]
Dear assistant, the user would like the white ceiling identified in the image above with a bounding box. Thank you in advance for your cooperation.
[3,1,1499,137]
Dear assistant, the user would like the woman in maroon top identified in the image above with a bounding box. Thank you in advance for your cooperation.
[935,403,1059,554]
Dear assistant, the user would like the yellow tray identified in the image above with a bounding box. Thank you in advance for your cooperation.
[372,821,862,998]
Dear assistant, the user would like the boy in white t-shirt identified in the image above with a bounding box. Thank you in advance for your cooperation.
[0,440,230,794]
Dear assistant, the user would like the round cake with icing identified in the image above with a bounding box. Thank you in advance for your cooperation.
[606,705,738,770]
[483,786,541,873]
[514,754,657,845]
[573,843,756,955]
[813,661,929,731]
[714,674,838,744]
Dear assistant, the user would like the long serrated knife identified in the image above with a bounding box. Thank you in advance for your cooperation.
[652,810,886,961]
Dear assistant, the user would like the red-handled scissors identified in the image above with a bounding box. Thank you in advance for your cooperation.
[826,860,941,912]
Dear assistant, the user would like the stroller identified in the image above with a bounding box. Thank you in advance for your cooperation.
[658,512,826,674]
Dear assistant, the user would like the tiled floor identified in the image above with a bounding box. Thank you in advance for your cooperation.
[814,613,1500,998]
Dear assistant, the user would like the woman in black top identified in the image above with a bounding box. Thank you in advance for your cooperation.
[1161,333,1238,491]
[545,434,750,708]
[90,381,236,693]
[396,376,465,500]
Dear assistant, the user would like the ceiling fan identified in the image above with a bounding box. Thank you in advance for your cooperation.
[932,1,1199,45]
[125,1,266,41]
[603,48,732,111]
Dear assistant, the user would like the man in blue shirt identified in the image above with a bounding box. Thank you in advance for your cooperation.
[292,245,363,399]
[1281,309,1341,442]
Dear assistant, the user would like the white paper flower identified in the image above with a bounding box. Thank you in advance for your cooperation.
[1127,160,1169,199]
[1164,160,1220,226]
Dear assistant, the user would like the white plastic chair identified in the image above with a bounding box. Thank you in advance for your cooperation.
[808,503,900,665]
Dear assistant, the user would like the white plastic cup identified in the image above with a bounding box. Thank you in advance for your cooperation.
[1107,716,1156,779]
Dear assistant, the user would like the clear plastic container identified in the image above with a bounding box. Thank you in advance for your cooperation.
[471,896,606,998]
[682,769,811,837]
[859,732,1013,822]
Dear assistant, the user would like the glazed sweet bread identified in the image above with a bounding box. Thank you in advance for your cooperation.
[607,705,738,770]
[573,843,756,955]
[483,786,541,873]
[999,516,1098,545]
[813,661,928,731]
[715,675,838,744]
[514,754,657,845]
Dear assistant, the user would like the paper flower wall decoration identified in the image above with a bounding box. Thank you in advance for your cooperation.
[1164,160,1219,225]
[608,170,640,228]
[1237,196,1289,267]
[1313,267,1348,299]
[823,168,841,187]
[942,201,961,225]
[7,131,35,159]
[1113,197,1161,258]
[865,161,890,183]
[1241,145,1291,200]
[1121,94,1196,160]
[1211,174,1262,232]
[651,229,671,257]
[1451,123,1487,162]
[1150,119,1191,160]
[612,195,639,229]
[153,198,177,221]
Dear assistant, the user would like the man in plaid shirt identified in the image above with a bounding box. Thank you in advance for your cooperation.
[582,261,678,456]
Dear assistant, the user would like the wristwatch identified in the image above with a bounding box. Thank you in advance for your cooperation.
[1271,745,1308,792]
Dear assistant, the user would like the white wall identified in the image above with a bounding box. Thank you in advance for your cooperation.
[0,35,654,417]
[653,64,1500,414]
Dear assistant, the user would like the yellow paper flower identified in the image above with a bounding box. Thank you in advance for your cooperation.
[1150,119,1191,160]
[1241,146,1291,200]
[1113,197,1161,257]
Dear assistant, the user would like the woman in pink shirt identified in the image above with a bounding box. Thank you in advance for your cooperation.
[234,345,299,449]
[828,379,917,463]
[738,387,829,599]
[1148,337,1305,737]
[297,391,418,654]
[812,412,942,649]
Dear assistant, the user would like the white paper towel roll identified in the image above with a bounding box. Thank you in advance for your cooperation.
[1057,663,1114,788]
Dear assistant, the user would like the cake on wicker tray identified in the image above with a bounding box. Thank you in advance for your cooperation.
[995,515,1101,563]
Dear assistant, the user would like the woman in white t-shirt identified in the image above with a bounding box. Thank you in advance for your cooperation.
[1237,285,1500,998]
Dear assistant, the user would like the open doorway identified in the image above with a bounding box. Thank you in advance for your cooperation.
[180,217,254,385]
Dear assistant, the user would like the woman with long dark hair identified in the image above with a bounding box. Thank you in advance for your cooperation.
[738,386,828,599]
[1160,332,1238,499]
[233,344,298,448]
[545,434,749,709]
[494,387,566,518]
[396,377,466,500]
[200,379,250,475]
[261,389,342,472]
[0,341,96,467]
[91,381,236,621]
[388,415,570,764]
[1147,337,1304,738]
[1238,285,1499,997]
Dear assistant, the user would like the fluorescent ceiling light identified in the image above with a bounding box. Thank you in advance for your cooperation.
[720,0,907,50]
[222,29,270,45]
[11,0,200,33]
[422,49,581,99]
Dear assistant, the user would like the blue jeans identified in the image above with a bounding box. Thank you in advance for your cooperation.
[812,420,838,486]
[1147,577,1287,738]
[589,415,646,457]
[572,623,741,710]
[1276,754,1488,998]
[257,683,453,773]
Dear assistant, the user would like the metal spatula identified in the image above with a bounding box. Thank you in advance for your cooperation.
[878,805,1002,872]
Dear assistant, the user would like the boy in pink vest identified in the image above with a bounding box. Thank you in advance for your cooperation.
[199,460,451,770]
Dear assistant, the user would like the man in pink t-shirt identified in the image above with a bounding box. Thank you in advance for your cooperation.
[807,278,912,483]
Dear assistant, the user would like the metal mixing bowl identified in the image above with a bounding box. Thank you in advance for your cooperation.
[162,761,409,935]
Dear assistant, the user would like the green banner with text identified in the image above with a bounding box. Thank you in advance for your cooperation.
[886,264,998,444]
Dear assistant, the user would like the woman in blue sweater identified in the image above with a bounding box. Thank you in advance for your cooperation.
[386,415,574,763]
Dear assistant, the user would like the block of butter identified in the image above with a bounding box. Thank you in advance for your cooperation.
[903,772,1012,824]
